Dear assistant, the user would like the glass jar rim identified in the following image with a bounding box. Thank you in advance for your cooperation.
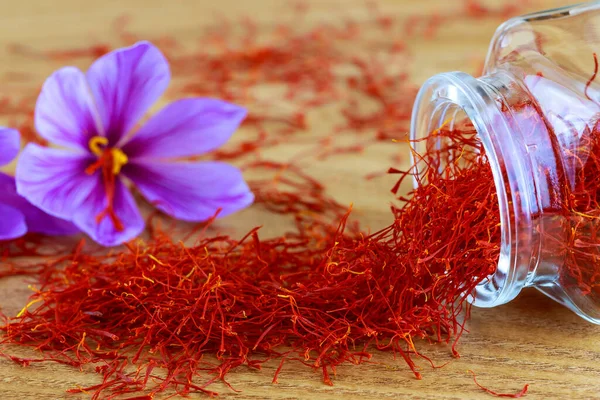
[410,71,535,308]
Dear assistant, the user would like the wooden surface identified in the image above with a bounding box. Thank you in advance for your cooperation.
[1,0,598,399]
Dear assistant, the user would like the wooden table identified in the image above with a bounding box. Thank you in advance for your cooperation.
[0,0,597,399]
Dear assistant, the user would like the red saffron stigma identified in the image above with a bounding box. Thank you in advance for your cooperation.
[85,148,125,232]
[584,52,599,103]
[468,370,529,398]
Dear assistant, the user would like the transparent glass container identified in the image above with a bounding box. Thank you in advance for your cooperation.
[411,1,600,323]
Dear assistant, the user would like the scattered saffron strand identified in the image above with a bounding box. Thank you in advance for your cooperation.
[0,0,533,163]
[468,370,529,398]
[584,52,599,104]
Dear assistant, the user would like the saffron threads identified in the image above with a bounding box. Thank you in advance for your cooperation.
[584,53,599,102]
[554,117,600,301]
[0,124,503,398]
[468,370,529,398]
[0,1,542,398]
[1,0,534,167]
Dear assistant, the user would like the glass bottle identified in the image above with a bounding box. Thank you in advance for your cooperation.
[410,1,600,323]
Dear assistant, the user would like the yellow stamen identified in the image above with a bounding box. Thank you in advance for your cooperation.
[89,136,108,156]
[88,136,128,175]
[110,148,128,175]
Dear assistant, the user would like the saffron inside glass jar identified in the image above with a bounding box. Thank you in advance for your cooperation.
[411,2,600,323]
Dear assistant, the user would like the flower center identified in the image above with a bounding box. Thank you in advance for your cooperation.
[88,136,129,174]
[85,136,129,233]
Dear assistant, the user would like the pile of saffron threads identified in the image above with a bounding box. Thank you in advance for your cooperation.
[0,1,545,398]
[0,122,507,398]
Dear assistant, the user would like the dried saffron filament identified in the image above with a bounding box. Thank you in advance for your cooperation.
[468,370,529,398]
[584,53,599,103]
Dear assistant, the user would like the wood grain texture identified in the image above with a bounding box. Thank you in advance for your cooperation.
[0,0,597,399]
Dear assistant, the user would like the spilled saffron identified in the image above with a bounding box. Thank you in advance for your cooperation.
[0,1,541,398]
[0,122,504,399]
[468,371,529,398]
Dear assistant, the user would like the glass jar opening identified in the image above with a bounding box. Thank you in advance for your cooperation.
[410,72,536,309]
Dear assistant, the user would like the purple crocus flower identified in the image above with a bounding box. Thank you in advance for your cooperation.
[0,128,78,240]
[16,41,254,246]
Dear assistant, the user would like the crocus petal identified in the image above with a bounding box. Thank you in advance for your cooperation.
[122,98,247,160]
[0,173,78,236]
[0,128,20,166]
[123,160,254,221]
[16,144,97,220]
[72,180,144,247]
[35,67,103,151]
[0,203,27,241]
[86,41,170,146]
